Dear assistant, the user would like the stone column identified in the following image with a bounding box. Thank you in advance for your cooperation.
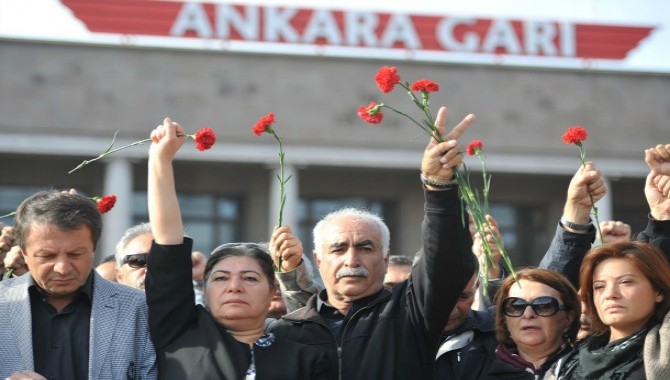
[594,177,613,244]
[98,158,133,264]
[268,164,298,235]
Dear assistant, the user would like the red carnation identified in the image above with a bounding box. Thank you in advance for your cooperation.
[194,127,216,151]
[253,113,275,136]
[374,66,401,93]
[562,126,588,145]
[97,195,117,214]
[466,140,484,156]
[357,102,384,124]
[411,79,440,93]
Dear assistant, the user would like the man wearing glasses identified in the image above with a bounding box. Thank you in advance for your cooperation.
[115,223,207,305]
[115,223,153,290]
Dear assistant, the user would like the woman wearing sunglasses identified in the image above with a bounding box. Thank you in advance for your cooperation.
[143,119,332,379]
[545,241,670,379]
[484,268,580,379]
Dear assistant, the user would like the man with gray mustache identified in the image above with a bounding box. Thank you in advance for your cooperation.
[336,267,369,279]
[269,107,477,380]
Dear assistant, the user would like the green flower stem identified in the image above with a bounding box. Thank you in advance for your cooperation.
[398,82,434,126]
[0,211,16,219]
[3,268,14,280]
[382,104,435,137]
[454,169,517,291]
[576,143,604,243]
[476,153,491,216]
[69,132,195,174]
[69,135,151,174]
[270,129,292,272]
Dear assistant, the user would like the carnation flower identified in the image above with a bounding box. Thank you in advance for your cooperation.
[357,102,384,124]
[562,126,588,145]
[252,113,292,272]
[69,125,216,174]
[194,127,216,151]
[410,79,440,93]
[374,66,401,93]
[562,125,603,243]
[253,113,276,136]
[466,140,484,156]
[358,65,515,289]
[95,194,117,214]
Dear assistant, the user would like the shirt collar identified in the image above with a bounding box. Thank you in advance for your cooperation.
[28,271,95,303]
[316,288,387,313]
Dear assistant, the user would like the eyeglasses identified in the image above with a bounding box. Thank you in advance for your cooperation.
[502,296,567,317]
[121,253,148,269]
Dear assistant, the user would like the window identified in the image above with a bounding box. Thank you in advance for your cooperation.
[132,192,241,255]
[488,203,548,267]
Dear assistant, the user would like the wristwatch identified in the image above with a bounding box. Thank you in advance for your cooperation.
[420,173,457,188]
[560,218,592,232]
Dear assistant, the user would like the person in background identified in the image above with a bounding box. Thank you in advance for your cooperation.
[267,278,289,319]
[270,225,324,314]
[383,255,412,288]
[2,245,28,281]
[599,220,632,245]
[540,161,607,287]
[0,224,13,270]
[0,190,156,379]
[637,147,670,254]
[576,299,593,342]
[434,254,496,380]
[191,250,206,305]
[115,223,153,290]
[646,143,670,179]
[0,225,19,280]
[470,214,505,311]
[94,254,117,282]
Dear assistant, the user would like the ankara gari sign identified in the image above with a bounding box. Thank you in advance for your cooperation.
[1,0,667,73]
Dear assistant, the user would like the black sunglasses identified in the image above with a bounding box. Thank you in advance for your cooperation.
[502,296,567,317]
[121,253,148,269]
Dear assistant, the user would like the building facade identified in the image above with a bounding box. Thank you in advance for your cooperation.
[1,1,667,269]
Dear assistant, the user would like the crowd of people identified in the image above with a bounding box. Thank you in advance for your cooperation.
[0,108,669,379]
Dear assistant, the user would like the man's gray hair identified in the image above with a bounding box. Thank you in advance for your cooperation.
[115,223,153,266]
[312,208,390,257]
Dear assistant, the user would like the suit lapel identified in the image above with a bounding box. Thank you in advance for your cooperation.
[89,274,119,380]
[7,275,35,370]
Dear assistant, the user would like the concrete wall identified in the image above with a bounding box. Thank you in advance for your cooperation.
[0,39,666,265]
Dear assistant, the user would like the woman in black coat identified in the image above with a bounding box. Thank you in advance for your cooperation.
[145,118,332,380]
